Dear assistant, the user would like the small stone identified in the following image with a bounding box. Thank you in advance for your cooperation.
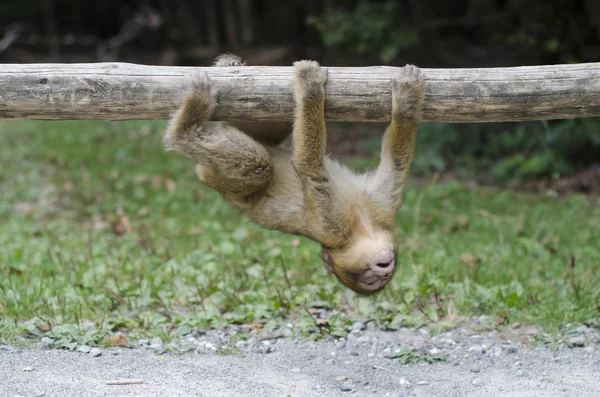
[516,370,524,377]
[90,347,102,357]
[469,364,480,373]
[22,367,34,372]
[149,337,163,349]
[417,381,429,385]
[568,336,586,347]
[583,346,594,354]
[468,345,484,356]
[351,322,367,331]
[340,384,353,392]
[503,344,518,354]
[514,361,522,366]
[336,342,346,349]
[472,378,483,386]
[204,342,217,351]
[481,344,491,351]
[0,344,20,353]
[357,336,370,343]
[76,345,92,353]
[349,350,359,356]
[335,376,348,382]
[347,333,358,341]
[367,352,375,358]
[137,339,150,347]
[109,349,120,355]
[399,378,411,389]
[428,347,441,355]
[289,368,300,373]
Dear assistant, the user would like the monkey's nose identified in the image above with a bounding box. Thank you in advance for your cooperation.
[371,251,395,277]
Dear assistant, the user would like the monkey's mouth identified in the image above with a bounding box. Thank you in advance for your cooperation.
[359,277,387,291]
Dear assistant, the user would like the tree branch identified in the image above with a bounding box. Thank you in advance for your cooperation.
[0,62,599,123]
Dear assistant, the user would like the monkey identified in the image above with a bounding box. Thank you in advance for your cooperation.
[163,53,425,295]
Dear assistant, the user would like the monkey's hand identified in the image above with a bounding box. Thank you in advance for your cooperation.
[293,60,328,102]
[391,64,425,122]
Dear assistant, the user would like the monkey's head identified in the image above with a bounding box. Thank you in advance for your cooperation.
[321,229,396,296]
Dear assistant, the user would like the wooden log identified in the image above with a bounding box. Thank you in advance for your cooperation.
[0,62,599,123]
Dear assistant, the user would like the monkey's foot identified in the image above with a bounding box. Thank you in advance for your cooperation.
[214,53,246,67]
[391,65,426,121]
[181,71,216,116]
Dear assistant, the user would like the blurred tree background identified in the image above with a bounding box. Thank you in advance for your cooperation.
[1,0,599,190]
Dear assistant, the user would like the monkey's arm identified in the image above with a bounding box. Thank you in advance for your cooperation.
[373,65,425,211]
[292,61,351,245]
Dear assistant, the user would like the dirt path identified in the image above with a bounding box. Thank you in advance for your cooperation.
[3,325,599,397]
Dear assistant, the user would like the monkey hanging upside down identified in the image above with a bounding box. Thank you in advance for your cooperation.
[163,54,426,295]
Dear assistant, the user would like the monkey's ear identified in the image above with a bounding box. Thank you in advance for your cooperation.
[321,249,334,273]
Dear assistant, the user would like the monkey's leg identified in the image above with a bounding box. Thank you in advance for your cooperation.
[372,65,425,211]
[163,73,273,198]
[211,53,292,146]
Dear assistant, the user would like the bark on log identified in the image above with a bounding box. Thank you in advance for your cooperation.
[0,62,599,123]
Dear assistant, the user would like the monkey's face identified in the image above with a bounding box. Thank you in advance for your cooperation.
[321,231,396,295]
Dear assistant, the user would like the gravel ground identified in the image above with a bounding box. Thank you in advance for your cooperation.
[2,321,600,397]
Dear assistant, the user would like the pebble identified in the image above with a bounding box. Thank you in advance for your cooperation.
[472,378,483,386]
[289,368,300,373]
[22,367,34,372]
[468,345,484,356]
[340,384,353,392]
[428,347,441,355]
[399,378,411,389]
[90,347,102,357]
[351,322,367,331]
[356,336,370,343]
[76,345,92,353]
[349,350,359,356]
[335,376,348,382]
[582,346,594,354]
[516,370,524,377]
[503,344,518,354]
[469,364,481,373]
[0,344,20,353]
[568,336,586,347]
[417,381,429,385]
[137,339,150,347]
[514,361,522,366]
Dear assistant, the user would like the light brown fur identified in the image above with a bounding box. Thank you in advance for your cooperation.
[163,54,425,295]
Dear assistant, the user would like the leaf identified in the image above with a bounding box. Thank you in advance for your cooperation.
[460,252,478,266]
[248,323,264,331]
[232,227,248,242]
[104,335,130,348]
[176,325,193,336]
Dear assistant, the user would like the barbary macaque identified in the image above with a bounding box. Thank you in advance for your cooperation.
[163,54,425,295]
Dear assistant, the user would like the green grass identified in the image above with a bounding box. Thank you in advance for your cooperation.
[1,120,599,346]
